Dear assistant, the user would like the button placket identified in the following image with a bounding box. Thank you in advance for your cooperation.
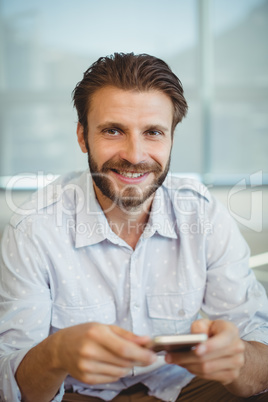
[129,252,142,333]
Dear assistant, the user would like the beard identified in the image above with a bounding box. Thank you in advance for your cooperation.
[87,149,171,210]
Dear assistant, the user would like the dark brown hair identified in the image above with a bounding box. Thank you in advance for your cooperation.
[72,52,188,136]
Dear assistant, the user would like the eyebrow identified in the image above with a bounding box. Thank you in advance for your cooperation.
[96,122,170,133]
[96,122,128,131]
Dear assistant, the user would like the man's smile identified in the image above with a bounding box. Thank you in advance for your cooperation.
[111,169,150,183]
[117,171,145,178]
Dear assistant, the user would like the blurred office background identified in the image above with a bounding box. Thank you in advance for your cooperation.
[0,0,267,290]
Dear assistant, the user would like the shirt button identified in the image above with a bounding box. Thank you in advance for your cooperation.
[178,309,185,317]
[134,303,140,309]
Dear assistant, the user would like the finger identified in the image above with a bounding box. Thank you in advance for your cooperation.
[111,326,151,346]
[87,343,157,369]
[166,337,244,365]
[175,353,244,386]
[191,319,240,356]
[190,319,213,356]
[208,320,239,339]
[87,325,156,365]
[180,353,245,375]
[132,336,153,346]
[79,358,132,379]
[195,323,242,357]
[196,340,244,362]
[191,318,211,335]
[167,341,244,365]
[105,335,156,365]
[110,325,140,340]
[81,341,135,368]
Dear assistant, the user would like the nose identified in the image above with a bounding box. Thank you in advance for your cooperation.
[119,134,146,165]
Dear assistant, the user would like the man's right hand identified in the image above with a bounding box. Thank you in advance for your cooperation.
[16,323,156,402]
[53,322,156,384]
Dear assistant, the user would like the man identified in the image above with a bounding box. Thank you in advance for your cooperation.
[0,53,268,402]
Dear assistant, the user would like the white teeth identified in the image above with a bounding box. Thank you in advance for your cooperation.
[119,171,144,178]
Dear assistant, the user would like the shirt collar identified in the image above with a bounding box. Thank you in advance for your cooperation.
[74,171,117,248]
[142,185,178,240]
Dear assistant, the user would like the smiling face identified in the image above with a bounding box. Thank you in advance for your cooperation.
[77,86,173,211]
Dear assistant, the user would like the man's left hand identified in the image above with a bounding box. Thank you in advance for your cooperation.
[165,319,245,385]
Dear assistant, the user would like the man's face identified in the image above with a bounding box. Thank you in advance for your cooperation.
[77,86,173,210]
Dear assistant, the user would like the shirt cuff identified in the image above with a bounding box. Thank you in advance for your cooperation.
[52,382,65,401]
[0,348,32,401]
[1,348,65,402]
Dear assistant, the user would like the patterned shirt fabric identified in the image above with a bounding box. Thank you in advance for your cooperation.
[0,170,268,402]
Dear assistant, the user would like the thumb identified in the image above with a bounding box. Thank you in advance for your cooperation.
[191,318,211,335]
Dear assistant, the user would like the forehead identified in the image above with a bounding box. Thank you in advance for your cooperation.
[88,86,174,127]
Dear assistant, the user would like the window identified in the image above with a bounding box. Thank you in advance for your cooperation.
[0,0,267,186]
[210,0,268,183]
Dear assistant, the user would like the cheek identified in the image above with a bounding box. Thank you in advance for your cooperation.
[90,139,115,161]
[100,148,119,163]
[151,143,172,166]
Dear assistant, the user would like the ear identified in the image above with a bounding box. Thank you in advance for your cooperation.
[77,122,88,153]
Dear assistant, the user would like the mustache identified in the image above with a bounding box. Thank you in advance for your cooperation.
[100,159,162,174]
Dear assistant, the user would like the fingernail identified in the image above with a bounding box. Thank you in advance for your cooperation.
[196,344,206,355]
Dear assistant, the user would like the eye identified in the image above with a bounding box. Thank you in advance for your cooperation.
[146,130,162,137]
[105,128,120,135]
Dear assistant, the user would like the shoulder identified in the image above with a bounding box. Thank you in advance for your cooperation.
[161,174,231,223]
[9,171,87,230]
[161,174,241,241]
[162,174,211,205]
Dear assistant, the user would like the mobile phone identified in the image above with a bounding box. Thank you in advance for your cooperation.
[147,333,208,352]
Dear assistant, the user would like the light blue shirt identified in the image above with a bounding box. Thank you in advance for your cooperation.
[1,170,268,402]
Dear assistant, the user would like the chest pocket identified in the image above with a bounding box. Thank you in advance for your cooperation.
[51,300,116,331]
[146,289,204,336]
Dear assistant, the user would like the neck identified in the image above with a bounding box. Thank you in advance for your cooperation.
[93,184,153,249]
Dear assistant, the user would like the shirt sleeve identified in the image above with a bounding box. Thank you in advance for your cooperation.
[202,195,268,344]
[0,223,64,401]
